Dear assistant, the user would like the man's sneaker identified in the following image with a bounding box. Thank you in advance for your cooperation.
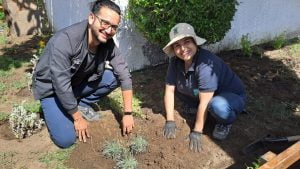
[182,103,197,115]
[89,102,100,112]
[78,105,100,121]
[212,124,232,140]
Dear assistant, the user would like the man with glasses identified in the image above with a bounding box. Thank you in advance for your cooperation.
[32,0,134,148]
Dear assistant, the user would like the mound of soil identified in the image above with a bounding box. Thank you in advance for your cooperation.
[67,109,237,169]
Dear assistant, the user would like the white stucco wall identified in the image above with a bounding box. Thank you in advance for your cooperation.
[45,0,300,70]
[45,0,90,32]
[215,0,300,51]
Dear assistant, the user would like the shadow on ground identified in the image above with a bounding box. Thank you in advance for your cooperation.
[0,35,47,72]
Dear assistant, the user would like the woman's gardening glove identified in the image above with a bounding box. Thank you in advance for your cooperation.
[188,131,202,152]
[163,121,176,139]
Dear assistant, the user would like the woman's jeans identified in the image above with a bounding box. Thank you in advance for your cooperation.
[40,70,118,148]
[176,91,246,125]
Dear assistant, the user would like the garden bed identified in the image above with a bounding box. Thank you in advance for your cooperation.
[0,36,300,169]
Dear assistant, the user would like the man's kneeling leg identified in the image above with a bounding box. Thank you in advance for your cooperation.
[41,96,76,148]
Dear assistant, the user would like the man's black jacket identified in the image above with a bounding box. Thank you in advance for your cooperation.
[32,20,132,114]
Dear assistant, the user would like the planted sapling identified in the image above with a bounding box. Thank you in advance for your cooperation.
[129,136,148,155]
[102,141,126,160]
[240,34,253,57]
[272,34,286,49]
[116,154,138,169]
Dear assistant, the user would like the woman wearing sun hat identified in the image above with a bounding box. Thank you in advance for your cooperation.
[162,23,246,152]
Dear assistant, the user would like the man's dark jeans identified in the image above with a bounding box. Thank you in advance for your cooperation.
[40,70,118,148]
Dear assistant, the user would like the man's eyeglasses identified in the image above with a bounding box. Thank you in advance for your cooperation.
[94,14,119,32]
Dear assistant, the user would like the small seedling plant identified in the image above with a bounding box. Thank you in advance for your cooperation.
[102,136,148,169]
[241,34,253,57]
[102,141,126,161]
[116,154,137,169]
[129,136,148,155]
[246,159,261,169]
[272,34,286,49]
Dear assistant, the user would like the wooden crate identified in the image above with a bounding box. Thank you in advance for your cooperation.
[259,141,300,169]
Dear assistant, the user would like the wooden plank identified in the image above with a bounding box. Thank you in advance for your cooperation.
[259,151,277,164]
[259,141,300,169]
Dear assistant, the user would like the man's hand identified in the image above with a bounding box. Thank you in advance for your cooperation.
[72,111,90,142]
[188,131,202,152]
[163,121,176,139]
[122,114,134,136]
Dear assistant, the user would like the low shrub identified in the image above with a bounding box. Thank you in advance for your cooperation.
[9,104,44,139]
[128,0,238,46]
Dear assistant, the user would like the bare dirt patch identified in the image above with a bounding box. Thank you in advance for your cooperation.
[0,125,59,169]
[67,110,237,169]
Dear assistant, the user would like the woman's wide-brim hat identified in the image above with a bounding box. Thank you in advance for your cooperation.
[163,23,206,57]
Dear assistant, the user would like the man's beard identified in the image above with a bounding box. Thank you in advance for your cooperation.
[93,29,110,44]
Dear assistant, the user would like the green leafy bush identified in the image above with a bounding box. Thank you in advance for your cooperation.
[128,0,238,46]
